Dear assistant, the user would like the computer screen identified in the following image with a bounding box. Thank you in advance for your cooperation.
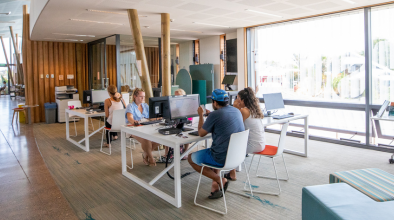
[91,90,110,103]
[169,94,200,119]
[149,96,170,119]
[263,93,285,111]
[83,90,92,104]
[222,75,236,85]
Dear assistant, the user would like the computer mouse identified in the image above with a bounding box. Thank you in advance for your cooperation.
[288,112,294,115]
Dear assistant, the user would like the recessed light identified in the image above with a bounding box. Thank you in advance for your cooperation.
[86,9,147,17]
[70,19,123,25]
[245,9,282,18]
[144,26,150,28]
[192,22,230,28]
[341,0,355,3]
[171,29,203,33]
[44,38,84,42]
[0,12,11,15]
[53,33,95,37]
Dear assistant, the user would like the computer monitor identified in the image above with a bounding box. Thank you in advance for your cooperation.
[228,91,238,106]
[149,96,170,119]
[91,90,110,103]
[169,94,200,120]
[83,90,92,104]
[263,93,285,111]
[222,75,236,90]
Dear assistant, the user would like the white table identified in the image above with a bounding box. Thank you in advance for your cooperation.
[264,114,309,157]
[121,124,211,208]
[65,109,105,152]
[371,115,394,163]
[120,114,309,208]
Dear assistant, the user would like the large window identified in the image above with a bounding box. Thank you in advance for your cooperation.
[252,11,365,103]
[248,5,394,147]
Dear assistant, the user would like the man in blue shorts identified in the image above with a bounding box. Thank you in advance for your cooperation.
[188,89,245,199]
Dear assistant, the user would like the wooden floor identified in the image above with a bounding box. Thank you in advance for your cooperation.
[32,109,394,219]
[0,95,78,220]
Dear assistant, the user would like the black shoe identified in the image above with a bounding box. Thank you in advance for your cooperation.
[208,190,223,199]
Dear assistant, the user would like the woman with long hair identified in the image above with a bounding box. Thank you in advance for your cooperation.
[104,85,126,147]
[225,87,265,180]
[125,88,160,167]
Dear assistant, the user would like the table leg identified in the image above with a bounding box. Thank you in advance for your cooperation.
[304,116,309,157]
[173,144,181,208]
[85,116,89,152]
[65,112,70,139]
[27,108,32,124]
[121,130,127,173]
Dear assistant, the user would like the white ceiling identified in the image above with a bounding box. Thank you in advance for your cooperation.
[0,0,30,38]
[31,0,391,43]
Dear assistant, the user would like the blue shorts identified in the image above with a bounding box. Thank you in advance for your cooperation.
[191,149,224,168]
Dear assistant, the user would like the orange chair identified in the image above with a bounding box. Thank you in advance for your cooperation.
[246,122,290,196]
[12,108,25,126]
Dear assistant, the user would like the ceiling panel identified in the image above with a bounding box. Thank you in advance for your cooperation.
[29,0,393,42]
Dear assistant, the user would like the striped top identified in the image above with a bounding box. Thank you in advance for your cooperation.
[329,168,394,202]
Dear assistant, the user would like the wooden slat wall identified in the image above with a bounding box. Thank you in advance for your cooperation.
[23,5,91,123]
[106,45,117,87]
[144,47,159,88]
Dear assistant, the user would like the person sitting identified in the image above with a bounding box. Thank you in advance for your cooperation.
[223,87,265,181]
[125,88,160,167]
[104,85,126,147]
[188,89,245,199]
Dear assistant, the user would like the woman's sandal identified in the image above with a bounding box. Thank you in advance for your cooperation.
[149,162,156,167]
[142,153,149,166]
[224,173,237,181]
[208,190,223,199]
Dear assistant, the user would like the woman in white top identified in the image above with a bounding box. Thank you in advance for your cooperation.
[104,85,126,147]
[225,87,265,181]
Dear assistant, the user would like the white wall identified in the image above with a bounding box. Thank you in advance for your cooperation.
[200,36,221,89]
[30,0,49,36]
[226,32,237,40]
[237,28,245,90]
[179,41,194,72]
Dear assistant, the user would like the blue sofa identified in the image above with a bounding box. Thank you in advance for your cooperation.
[302,183,394,220]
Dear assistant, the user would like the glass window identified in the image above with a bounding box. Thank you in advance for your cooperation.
[119,34,141,93]
[252,10,365,104]
[371,6,394,105]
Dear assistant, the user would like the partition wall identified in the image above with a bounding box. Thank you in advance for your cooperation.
[247,4,394,151]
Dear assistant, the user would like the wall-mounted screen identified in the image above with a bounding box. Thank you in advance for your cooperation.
[226,39,237,73]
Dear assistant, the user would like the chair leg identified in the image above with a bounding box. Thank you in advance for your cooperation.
[127,142,133,169]
[255,155,262,177]
[100,128,112,155]
[256,155,289,181]
[248,157,281,196]
[12,111,15,125]
[90,117,94,131]
[194,166,227,215]
[71,119,77,137]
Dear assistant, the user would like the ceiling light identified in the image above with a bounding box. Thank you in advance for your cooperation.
[144,26,150,28]
[44,38,84,42]
[171,29,203,33]
[53,33,95,37]
[86,9,147,17]
[0,12,11,15]
[70,19,123,25]
[245,9,282,18]
[341,0,355,3]
[192,22,230,28]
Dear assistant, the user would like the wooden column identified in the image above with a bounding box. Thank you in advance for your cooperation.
[0,36,14,85]
[76,43,83,103]
[22,5,34,121]
[161,13,171,96]
[10,26,23,85]
[127,9,153,100]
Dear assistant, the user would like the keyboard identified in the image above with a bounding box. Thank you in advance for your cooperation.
[158,128,182,135]
[140,120,162,125]
[188,131,199,136]
[272,114,294,119]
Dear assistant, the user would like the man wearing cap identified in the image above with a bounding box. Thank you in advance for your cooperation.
[188,89,245,199]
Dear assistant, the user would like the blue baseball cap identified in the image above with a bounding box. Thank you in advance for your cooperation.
[211,89,229,102]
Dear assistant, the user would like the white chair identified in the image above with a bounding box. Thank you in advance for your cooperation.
[68,100,95,137]
[100,109,126,156]
[194,130,253,215]
[246,122,289,196]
